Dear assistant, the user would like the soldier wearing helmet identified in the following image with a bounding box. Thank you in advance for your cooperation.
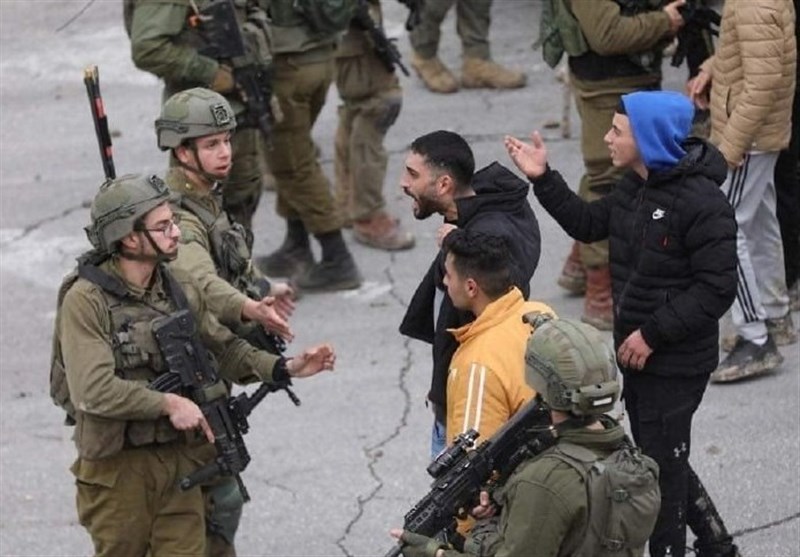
[391,317,634,557]
[157,87,297,556]
[52,174,336,557]
[128,0,273,231]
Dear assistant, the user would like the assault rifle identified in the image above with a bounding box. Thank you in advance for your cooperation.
[83,65,116,180]
[672,0,720,73]
[189,0,274,142]
[151,309,287,500]
[353,0,409,76]
[397,0,423,31]
[383,399,555,557]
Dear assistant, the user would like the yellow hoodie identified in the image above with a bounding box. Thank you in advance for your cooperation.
[446,287,555,446]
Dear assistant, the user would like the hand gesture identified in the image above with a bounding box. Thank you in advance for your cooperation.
[269,281,296,321]
[436,223,457,248]
[243,296,294,341]
[470,490,497,520]
[287,343,335,378]
[504,132,549,179]
[163,393,214,443]
[617,329,653,371]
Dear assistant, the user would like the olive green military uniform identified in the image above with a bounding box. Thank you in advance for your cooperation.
[129,0,271,230]
[409,0,493,61]
[59,258,281,557]
[166,167,267,328]
[435,420,627,557]
[565,0,668,267]
[334,0,403,223]
[265,2,343,234]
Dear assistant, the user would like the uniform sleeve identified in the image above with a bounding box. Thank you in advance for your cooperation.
[717,3,786,164]
[446,363,514,447]
[181,275,281,385]
[171,231,249,328]
[129,0,218,86]
[60,285,165,421]
[571,0,671,56]
[531,168,614,245]
[639,191,738,350]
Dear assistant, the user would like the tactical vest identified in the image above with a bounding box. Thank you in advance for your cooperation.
[176,194,259,296]
[51,257,190,459]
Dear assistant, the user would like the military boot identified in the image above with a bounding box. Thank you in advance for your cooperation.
[293,230,362,292]
[256,219,314,278]
[353,210,415,251]
[557,241,586,295]
[411,53,459,94]
[461,57,526,89]
[581,266,613,331]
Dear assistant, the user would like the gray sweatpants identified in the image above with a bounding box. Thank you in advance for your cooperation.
[721,151,789,341]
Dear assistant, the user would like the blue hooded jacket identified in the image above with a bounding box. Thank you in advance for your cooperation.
[621,91,694,171]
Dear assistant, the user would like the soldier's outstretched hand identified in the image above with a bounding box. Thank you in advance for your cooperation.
[243,296,294,341]
[287,343,336,378]
[504,131,549,179]
[269,281,296,321]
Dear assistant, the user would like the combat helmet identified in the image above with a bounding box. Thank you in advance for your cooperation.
[524,315,619,416]
[155,87,237,150]
[85,174,171,253]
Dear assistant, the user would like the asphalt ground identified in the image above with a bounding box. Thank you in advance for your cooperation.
[0,1,798,556]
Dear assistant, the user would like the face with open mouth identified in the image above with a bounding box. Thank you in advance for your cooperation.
[400,152,446,220]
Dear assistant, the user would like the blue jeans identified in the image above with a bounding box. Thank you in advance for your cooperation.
[430,417,446,460]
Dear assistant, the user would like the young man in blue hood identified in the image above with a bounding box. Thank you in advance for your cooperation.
[505,91,741,557]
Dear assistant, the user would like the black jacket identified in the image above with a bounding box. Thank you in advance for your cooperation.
[400,162,541,410]
[532,139,737,377]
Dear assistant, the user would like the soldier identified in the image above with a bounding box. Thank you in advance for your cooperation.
[408,0,526,94]
[155,87,296,556]
[256,0,363,292]
[52,174,335,557]
[334,0,415,251]
[128,0,273,231]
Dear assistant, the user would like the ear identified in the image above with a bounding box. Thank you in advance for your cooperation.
[173,144,193,166]
[437,173,456,197]
[119,230,141,252]
[465,277,480,299]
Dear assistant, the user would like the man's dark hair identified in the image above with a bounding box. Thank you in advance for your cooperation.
[443,229,512,299]
[410,130,475,193]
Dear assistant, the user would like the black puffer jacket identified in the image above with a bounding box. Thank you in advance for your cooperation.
[400,162,541,409]
[532,139,737,377]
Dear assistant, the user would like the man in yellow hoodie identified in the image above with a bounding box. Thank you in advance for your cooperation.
[441,229,554,446]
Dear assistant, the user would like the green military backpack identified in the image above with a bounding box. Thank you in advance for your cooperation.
[536,0,589,69]
[551,435,661,557]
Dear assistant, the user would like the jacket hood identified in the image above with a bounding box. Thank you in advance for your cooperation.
[622,91,694,171]
[649,137,729,187]
[455,162,529,225]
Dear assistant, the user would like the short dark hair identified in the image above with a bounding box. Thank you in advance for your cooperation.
[443,229,512,299]
[410,130,475,193]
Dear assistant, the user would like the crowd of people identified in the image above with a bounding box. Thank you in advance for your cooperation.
[52,0,797,556]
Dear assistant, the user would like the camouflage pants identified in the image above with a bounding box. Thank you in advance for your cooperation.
[265,54,342,234]
[334,49,402,222]
[72,445,205,557]
[409,0,493,60]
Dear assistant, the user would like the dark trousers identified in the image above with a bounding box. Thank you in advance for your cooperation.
[623,372,732,557]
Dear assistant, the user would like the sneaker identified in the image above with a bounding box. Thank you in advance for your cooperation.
[557,242,586,295]
[411,53,459,94]
[255,245,314,278]
[766,312,798,346]
[711,335,783,383]
[461,57,526,89]
[292,256,362,293]
[353,211,415,251]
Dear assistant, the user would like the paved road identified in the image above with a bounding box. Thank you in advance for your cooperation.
[1,1,797,556]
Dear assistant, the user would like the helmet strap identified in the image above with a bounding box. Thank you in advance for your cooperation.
[174,141,222,188]
[119,229,176,263]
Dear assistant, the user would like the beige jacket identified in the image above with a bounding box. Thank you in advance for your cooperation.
[702,0,796,164]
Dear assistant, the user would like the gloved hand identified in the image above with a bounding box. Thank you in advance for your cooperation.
[399,531,446,557]
[210,64,235,93]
